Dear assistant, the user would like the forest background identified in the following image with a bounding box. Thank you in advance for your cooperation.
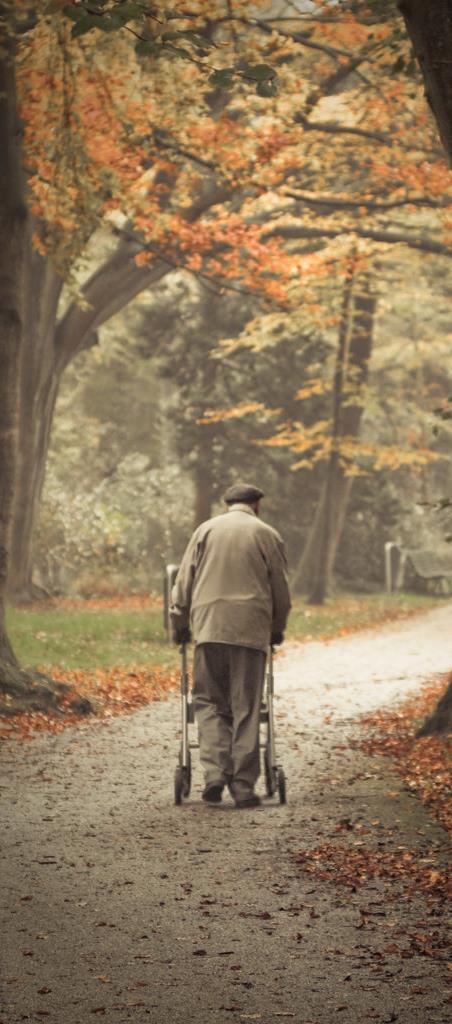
[1,0,452,714]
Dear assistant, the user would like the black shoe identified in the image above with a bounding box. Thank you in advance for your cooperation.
[234,793,261,809]
[202,784,224,804]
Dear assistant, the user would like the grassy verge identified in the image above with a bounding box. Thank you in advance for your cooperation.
[1,593,444,738]
[6,592,440,671]
[286,592,440,643]
[6,604,178,672]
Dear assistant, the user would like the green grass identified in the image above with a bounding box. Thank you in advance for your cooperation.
[5,592,442,672]
[6,606,180,672]
[286,592,440,642]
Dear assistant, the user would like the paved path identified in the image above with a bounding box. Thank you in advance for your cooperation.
[1,605,451,1024]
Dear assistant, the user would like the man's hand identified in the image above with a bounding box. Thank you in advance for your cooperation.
[271,631,284,646]
[172,625,192,645]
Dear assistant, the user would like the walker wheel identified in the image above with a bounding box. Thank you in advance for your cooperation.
[277,767,287,805]
[182,765,191,798]
[179,747,192,796]
[264,746,276,797]
[174,766,184,805]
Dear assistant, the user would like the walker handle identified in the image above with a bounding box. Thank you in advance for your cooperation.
[180,642,189,696]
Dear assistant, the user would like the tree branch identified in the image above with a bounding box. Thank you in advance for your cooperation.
[54,178,232,370]
[293,111,388,145]
[222,14,363,63]
[291,112,441,157]
[282,189,452,213]
[264,222,452,258]
[54,236,170,373]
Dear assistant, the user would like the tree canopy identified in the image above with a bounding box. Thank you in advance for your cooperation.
[2,0,452,707]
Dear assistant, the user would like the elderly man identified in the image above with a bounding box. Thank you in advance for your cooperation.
[170,482,291,808]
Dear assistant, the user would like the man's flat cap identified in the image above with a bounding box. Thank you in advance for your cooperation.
[223,482,264,505]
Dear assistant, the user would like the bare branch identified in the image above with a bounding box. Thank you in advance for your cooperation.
[264,222,452,258]
[293,111,388,145]
[223,14,361,63]
[283,189,452,213]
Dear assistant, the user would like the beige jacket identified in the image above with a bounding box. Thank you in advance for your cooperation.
[170,504,291,652]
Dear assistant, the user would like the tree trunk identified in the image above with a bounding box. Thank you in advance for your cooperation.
[8,244,170,597]
[0,23,89,712]
[294,472,355,598]
[417,676,452,736]
[398,0,452,164]
[0,15,30,668]
[54,178,230,372]
[54,241,170,373]
[294,271,377,600]
[192,316,222,528]
[9,378,60,599]
[397,2,452,739]
[193,460,213,527]
[8,250,63,598]
[300,256,356,603]
[7,173,229,594]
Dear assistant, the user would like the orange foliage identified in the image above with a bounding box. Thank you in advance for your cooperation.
[0,664,178,741]
[16,0,452,497]
[354,675,452,835]
[294,673,451,957]
[17,0,452,316]
[19,2,452,288]
[197,401,274,425]
[296,844,449,905]
[258,420,439,476]
[18,22,153,274]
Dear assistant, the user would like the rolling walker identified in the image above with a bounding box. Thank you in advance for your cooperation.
[174,644,286,805]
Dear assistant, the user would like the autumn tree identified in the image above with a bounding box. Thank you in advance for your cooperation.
[293,259,376,601]
[2,0,452,706]
[10,3,307,599]
[12,0,452,602]
[33,316,195,594]
[0,2,35,703]
[1,0,307,704]
[210,240,445,599]
[26,0,452,730]
[38,270,329,588]
[136,272,327,545]
[0,0,283,701]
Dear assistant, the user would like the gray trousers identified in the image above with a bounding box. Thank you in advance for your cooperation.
[193,643,266,797]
